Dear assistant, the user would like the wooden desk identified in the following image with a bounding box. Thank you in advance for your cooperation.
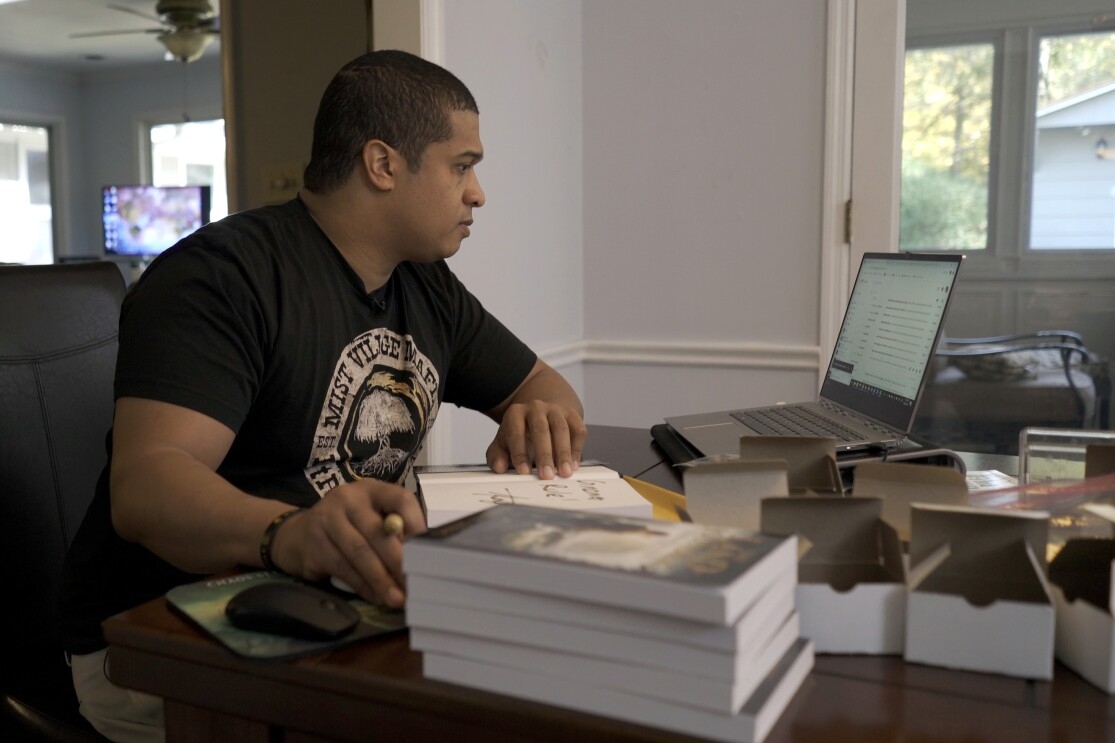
[103,425,1115,743]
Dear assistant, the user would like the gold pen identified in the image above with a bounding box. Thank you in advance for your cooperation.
[383,513,404,537]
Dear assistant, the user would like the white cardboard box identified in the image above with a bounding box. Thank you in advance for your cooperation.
[687,443,967,656]
[905,503,1054,679]
[761,496,905,654]
[683,437,841,532]
[1050,498,1115,693]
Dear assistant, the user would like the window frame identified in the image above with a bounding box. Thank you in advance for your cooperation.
[906,19,1115,282]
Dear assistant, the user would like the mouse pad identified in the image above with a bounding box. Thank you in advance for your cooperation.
[166,571,407,660]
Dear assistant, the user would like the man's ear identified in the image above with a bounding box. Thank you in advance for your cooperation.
[363,140,396,191]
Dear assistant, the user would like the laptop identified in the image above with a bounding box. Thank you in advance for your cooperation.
[663,251,964,458]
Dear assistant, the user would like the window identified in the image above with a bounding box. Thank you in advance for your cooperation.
[149,119,228,221]
[902,24,1115,258]
[900,43,994,251]
[0,122,53,265]
[903,2,1115,455]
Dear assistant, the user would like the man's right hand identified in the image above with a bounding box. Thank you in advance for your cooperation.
[267,479,427,608]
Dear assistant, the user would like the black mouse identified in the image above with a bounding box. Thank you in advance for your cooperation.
[225,582,360,641]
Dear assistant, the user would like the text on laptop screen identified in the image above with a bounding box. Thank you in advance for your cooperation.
[820,254,961,430]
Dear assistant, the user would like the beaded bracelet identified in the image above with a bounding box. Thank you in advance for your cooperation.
[259,507,306,572]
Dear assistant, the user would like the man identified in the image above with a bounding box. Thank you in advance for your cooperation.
[60,49,586,743]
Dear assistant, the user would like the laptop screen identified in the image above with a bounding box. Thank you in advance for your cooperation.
[819,252,963,432]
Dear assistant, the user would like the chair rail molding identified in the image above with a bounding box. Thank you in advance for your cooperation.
[581,339,822,371]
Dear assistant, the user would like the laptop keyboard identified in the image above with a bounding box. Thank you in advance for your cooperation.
[730,404,863,441]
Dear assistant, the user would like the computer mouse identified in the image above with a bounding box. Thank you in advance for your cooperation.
[225,582,361,641]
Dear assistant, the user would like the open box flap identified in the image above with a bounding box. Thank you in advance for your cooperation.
[1049,537,1115,613]
[761,497,905,588]
[853,462,967,542]
[683,460,789,532]
[738,436,843,495]
[1053,502,1115,613]
[909,503,1053,604]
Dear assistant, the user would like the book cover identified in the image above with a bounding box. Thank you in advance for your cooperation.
[165,571,406,660]
[405,570,795,654]
[410,610,800,714]
[422,636,814,743]
[403,504,797,626]
[417,465,653,527]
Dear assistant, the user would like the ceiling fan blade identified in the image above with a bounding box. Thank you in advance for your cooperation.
[70,28,164,39]
[108,3,163,23]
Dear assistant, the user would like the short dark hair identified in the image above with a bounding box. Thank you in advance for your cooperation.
[303,50,479,193]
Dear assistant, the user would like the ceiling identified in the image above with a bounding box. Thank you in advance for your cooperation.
[0,0,221,72]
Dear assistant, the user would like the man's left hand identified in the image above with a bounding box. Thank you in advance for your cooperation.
[487,399,586,479]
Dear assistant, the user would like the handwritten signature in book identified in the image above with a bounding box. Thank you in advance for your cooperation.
[473,480,610,506]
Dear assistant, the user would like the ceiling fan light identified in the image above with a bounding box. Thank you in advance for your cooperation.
[158,29,213,63]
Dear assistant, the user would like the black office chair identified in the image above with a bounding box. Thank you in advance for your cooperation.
[0,262,123,742]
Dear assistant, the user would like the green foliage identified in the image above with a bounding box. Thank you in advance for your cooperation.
[903,44,993,180]
[899,161,987,250]
[1039,32,1115,109]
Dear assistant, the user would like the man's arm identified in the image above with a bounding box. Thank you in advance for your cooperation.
[110,397,424,608]
[484,358,587,480]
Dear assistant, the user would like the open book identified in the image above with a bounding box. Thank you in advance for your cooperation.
[416,465,654,528]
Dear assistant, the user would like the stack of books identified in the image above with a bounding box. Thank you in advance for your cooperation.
[404,504,812,743]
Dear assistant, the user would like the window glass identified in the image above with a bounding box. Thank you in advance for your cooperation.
[149,119,227,221]
[1032,30,1115,250]
[900,44,994,251]
[0,122,53,265]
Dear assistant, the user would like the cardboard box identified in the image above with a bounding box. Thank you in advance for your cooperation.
[1047,443,1115,694]
[1050,519,1115,693]
[905,503,1054,679]
[761,497,905,654]
[683,437,841,532]
[687,441,967,655]
[852,461,967,543]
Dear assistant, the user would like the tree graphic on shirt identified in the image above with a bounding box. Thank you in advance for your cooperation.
[350,388,416,478]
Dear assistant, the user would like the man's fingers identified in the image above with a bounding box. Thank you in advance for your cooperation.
[302,483,425,608]
[490,402,588,479]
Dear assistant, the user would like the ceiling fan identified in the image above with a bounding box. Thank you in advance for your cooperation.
[70,1,221,64]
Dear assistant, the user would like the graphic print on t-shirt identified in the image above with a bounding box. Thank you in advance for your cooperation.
[305,328,440,495]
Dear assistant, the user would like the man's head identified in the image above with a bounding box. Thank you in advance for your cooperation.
[303,50,479,193]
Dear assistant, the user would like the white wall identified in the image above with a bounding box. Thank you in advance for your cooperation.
[431,0,585,463]
[426,0,832,462]
[581,0,828,427]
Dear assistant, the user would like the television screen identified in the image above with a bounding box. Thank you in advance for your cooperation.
[102,184,211,257]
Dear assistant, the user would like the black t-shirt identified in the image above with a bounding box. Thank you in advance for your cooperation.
[60,198,536,654]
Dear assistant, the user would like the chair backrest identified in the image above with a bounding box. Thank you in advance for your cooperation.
[0,262,124,707]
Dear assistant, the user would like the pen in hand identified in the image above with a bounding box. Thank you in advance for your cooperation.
[383,513,404,537]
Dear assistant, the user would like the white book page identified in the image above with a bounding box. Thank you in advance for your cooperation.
[418,466,649,527]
